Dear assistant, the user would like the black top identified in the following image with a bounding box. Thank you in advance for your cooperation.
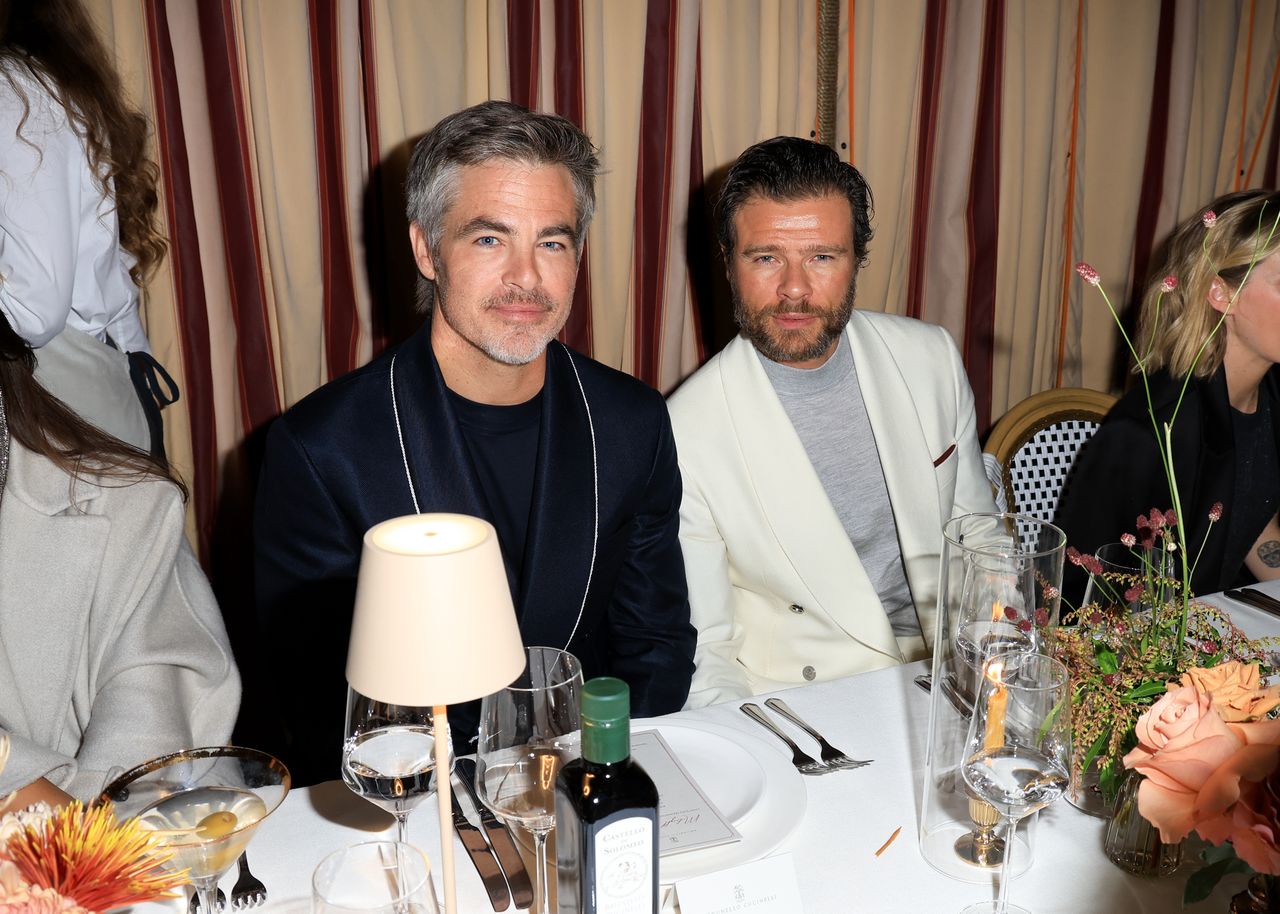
[1227,388,1279,578]
[1055,366,1280,606]
[448,388,542,590]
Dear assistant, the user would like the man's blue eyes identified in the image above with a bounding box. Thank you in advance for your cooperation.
[473,237,567,250]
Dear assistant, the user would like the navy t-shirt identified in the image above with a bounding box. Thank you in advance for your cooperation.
[447,388,543,591]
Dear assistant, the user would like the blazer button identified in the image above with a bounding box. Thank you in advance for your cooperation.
[789,603,805,614]
[802,665,817,681]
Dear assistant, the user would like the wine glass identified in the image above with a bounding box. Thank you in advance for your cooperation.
[959,651,1071,914]
[340,685,453,845]
[100,746,289,914]
[313,840,441,914]
[475,646,583,914]
[953,551,1042,706]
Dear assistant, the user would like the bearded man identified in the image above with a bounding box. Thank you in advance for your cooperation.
[255,101,694,784]
[669,136,994,708]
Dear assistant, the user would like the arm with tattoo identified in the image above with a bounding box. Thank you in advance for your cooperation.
[1246,515,1280,581]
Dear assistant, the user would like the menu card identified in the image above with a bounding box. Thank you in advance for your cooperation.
[631,729,741,856]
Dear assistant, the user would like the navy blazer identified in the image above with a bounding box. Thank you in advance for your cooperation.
[254,323,695,785]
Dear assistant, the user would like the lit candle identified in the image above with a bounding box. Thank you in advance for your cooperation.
[983,660,1008,751]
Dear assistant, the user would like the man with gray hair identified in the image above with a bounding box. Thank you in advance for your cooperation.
[255,101,694,784]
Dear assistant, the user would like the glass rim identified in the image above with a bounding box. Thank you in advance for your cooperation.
[982,650,1070,692]
[502,645,584,692]
[312,840,430,907]
[943,512,1067,560]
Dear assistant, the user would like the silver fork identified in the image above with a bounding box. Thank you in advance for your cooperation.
[764,697,872,770]
[230,853,267,909]
[740,703,827,775]
[189,888,225,913]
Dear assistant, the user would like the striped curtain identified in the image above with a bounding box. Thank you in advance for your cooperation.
[86,0,1279,583]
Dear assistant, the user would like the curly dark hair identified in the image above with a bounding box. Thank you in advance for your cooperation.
[0,0,166,286]
[1,310,183,497]
[715,136,874,267]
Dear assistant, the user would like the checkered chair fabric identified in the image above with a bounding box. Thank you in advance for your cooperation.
[984,387,1117,551]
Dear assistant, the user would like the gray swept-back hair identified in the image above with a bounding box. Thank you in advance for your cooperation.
[405,100,600,311]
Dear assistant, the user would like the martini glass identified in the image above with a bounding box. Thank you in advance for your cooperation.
[100,746,290,914]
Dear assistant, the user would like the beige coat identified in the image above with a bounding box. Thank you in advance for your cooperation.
[668,310,996,708]
[0,440,239,800]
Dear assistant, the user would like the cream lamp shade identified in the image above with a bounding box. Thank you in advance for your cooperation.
[346,513,525,706]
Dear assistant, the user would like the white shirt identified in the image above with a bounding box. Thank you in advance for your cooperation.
[0,63,149,353]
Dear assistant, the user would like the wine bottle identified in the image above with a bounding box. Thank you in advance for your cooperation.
[555,677,659,914]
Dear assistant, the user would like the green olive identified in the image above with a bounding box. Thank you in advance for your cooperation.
[196,810,238,839]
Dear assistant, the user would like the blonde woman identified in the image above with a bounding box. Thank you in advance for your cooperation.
[1056,190,1280,600]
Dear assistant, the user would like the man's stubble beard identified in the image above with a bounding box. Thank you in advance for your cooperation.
[730,271,857,365]
[434,262,570,367]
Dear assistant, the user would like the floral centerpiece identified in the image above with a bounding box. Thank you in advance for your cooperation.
[0,737,185,913]
[1064,197,1280,899]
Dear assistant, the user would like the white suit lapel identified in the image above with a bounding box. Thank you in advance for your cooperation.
[719,334,901,661]
[846,311,946,631]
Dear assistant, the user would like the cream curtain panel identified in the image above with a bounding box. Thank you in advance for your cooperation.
[80,0,1279,569]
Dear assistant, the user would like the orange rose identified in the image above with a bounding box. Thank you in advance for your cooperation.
[1124,687,1280,843]
[1197,770,1280,875]
[1175,661,1280,722]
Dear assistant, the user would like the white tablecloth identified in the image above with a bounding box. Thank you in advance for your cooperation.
[150,589,1280,914]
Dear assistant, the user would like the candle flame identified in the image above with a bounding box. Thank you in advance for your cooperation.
[985,659,1005,686]
[990,600,1002,622]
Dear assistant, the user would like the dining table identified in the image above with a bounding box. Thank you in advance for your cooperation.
[144,584,1280,914]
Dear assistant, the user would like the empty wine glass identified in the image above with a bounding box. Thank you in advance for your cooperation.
[960,651,1071,914]
[341,685,453,845]
[101,746,289,914]
[475,646,583,914]
[313,840,441,914]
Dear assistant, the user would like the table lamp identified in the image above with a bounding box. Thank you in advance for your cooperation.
[346,513,525,914]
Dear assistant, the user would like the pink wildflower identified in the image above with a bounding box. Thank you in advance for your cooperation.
[1164,509,1178,527]
[1043,585,1060,600]
[1148,509,1166,530]
[1066,546,1085,567]
[1120,533,1137,547]
[1124,584,1143,603]
[1202,640,1220,654]
[1082,555,1104,576]
[1018,619,1034,633]
[1160,275,1179,293]
[1075,262,1101,286]
[1209,502,1224,522]
[1035,608,1050,626]
[1003,606,1019,622]
[1103,674,1120,687]
[1203,210,1218,228]
[1088,611,1104,625]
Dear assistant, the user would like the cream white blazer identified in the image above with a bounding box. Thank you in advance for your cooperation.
[668,310,996,708]
[0,440,240,799]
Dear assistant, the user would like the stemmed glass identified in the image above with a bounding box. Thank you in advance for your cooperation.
[100,746,290,914]
[959,651,1071,914]
[341,685,453,845]
[475,647,584,914]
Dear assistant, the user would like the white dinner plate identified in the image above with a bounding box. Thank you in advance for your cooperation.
[633,718,807,883]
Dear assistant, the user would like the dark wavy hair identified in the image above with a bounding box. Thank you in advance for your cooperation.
[0,0,166,285]
[715,136,874,266]
[0,311,183,498]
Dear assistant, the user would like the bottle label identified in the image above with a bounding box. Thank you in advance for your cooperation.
[593,816,654,913]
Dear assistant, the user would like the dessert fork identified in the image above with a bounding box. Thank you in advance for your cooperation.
[230,853,266,909]
[764,697,872,770]
[740,703,827,775]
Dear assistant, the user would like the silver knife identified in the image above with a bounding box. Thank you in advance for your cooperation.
[447,775,510,911]
[1242,587,1280,615]
[455,757,535,910]
[1227,588,1280,617]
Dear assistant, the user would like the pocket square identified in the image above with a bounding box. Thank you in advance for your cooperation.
[932,443,957,467]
